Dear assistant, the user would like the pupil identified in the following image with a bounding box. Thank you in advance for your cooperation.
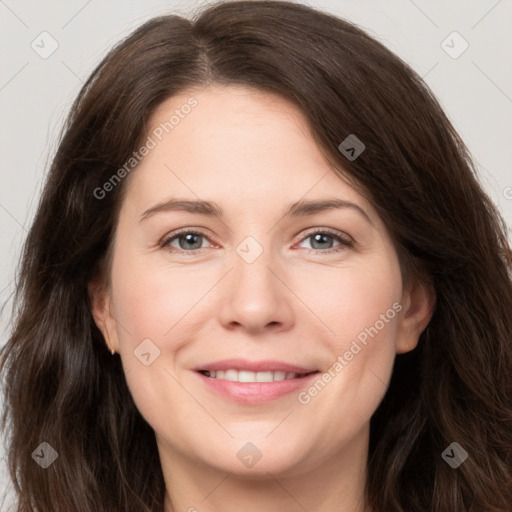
[180,233,202,250]
[312,233,332,249]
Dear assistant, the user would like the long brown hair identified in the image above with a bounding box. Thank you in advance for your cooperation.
[1,1,511,510]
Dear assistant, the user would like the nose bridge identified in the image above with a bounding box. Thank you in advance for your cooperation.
[218,231,293,332]
[232,233,280,304]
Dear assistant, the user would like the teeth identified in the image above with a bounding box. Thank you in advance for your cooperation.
[225,369,238,381]
[204,369,303,382]
[239,370,256,382]
[271,371,286,381]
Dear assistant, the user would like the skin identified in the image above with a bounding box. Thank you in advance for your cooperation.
[91,84,435,512]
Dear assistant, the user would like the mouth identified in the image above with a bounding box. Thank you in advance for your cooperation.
[193,359,321,404]
[197,369,318,382]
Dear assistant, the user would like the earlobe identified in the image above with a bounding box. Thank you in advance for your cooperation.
[396,277,436,354]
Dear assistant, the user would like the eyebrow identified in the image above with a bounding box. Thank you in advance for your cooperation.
[139,198,373,225]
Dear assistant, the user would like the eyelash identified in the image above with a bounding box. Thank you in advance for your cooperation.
[159,227,354,255]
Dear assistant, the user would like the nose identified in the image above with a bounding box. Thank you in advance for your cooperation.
[218,244,295,335]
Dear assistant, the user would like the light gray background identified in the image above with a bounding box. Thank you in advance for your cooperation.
[1,1,511,509]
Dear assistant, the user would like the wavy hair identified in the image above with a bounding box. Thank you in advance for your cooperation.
[1,1,511,510]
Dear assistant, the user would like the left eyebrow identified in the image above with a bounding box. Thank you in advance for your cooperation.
[283,198,373,225]
[139,197,373,225]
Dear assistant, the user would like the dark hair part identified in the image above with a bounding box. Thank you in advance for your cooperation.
[1,1,511,510]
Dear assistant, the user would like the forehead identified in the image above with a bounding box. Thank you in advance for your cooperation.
[123,84,374,220]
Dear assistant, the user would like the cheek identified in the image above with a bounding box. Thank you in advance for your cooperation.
[110,249,208,344]
[297,246,403,407]
[108,259,202,437]
[301,248,403,348]
[106,248,199,407]
[293,281,401,453]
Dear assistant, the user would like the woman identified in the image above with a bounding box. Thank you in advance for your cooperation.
[1,1,511,511]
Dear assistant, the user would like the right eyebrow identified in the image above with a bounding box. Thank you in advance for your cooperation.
[139,199,223,222]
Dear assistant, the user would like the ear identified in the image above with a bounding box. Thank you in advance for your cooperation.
[88,276,119,354]
[395,274,436,354]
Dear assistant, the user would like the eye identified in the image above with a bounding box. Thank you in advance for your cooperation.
[160,229,214,253]
[159,227,353,254]
[296,228,353,254]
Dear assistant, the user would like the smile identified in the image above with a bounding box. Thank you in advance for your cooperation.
[199,369,315,382]
[193,359,320,404]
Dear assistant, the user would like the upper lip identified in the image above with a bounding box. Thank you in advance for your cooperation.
[193,359,318,374]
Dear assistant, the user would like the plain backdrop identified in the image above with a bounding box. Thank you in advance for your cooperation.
[1,1,511,509]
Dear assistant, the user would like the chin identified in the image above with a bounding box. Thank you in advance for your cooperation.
[194,434,312,478]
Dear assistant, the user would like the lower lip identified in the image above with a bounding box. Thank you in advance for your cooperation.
[195,371,320,404]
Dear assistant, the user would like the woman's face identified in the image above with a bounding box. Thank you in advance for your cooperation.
[93,84,431,479]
